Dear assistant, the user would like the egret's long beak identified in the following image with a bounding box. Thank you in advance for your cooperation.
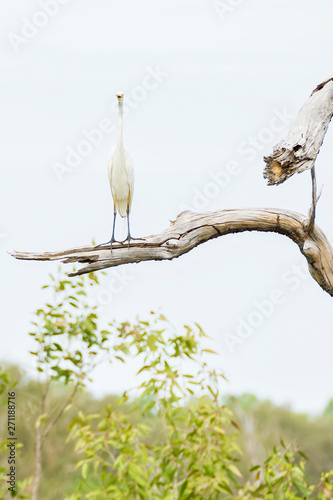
[117,93,124,101]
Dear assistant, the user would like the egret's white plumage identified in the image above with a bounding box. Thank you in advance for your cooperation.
[105,93,134,250]
[108,94,134,218]
[108,145,134,218]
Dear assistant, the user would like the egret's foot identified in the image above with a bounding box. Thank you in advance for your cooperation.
[95,239,120,253]
[95,240,115,248]
[120,236,145,249]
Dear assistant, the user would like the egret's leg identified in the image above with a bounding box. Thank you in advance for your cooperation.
[120,207,144,247]
[120,209,144,247]
[95,210,118,251]
[110,211,117,252]
[126,211,131,249]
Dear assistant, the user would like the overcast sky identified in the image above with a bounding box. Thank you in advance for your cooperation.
[1,0,333,413]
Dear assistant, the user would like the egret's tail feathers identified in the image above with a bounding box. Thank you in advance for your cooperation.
[116,199,129,218]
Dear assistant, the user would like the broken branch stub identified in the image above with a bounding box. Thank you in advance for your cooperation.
[263,77,333,185]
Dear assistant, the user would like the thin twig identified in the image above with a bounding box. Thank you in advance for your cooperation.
[31,380,50,500]
[41,380,80,446]
[307,165,317,233]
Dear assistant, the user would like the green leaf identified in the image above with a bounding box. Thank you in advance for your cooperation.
[249,465,261,472]
[298,450,308,460]
[179,478,188,497]
[141,400,155,415]
[128,463,146,487]
[115,356,125,363]
[81,462,89,479]
[228,463,242,478]
[137,365,151,375]
[292,479,309,495]
[201,349,218,355]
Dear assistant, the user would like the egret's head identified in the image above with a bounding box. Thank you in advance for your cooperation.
[117,93,124,102]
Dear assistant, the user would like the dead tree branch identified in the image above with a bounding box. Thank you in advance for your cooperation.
[10,208,333,297]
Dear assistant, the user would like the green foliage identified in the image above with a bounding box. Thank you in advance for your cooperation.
[227,395,333,485]
[68,315,242,499]
[237,446,333,499]
[66,314,333,499]
[1,268,111,500]
[1,268,333,500]
[0,368,11,397]
[29,268,109,387]
[324,400,333,420]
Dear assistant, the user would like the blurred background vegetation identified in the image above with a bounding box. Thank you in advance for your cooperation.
[1,364,333,500]
[0,271,332,499]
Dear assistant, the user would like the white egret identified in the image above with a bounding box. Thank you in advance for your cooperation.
[98,93,134,251]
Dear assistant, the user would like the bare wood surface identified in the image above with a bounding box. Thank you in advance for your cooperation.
[264,77,333,185]
[10,208,333,297]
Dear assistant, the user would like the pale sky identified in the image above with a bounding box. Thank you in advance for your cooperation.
[1,0,333,413]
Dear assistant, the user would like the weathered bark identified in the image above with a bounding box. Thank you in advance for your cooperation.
[264,77,333,185]
[10,208,333,297]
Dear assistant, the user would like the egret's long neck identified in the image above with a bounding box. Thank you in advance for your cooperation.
[117,100,124,147]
